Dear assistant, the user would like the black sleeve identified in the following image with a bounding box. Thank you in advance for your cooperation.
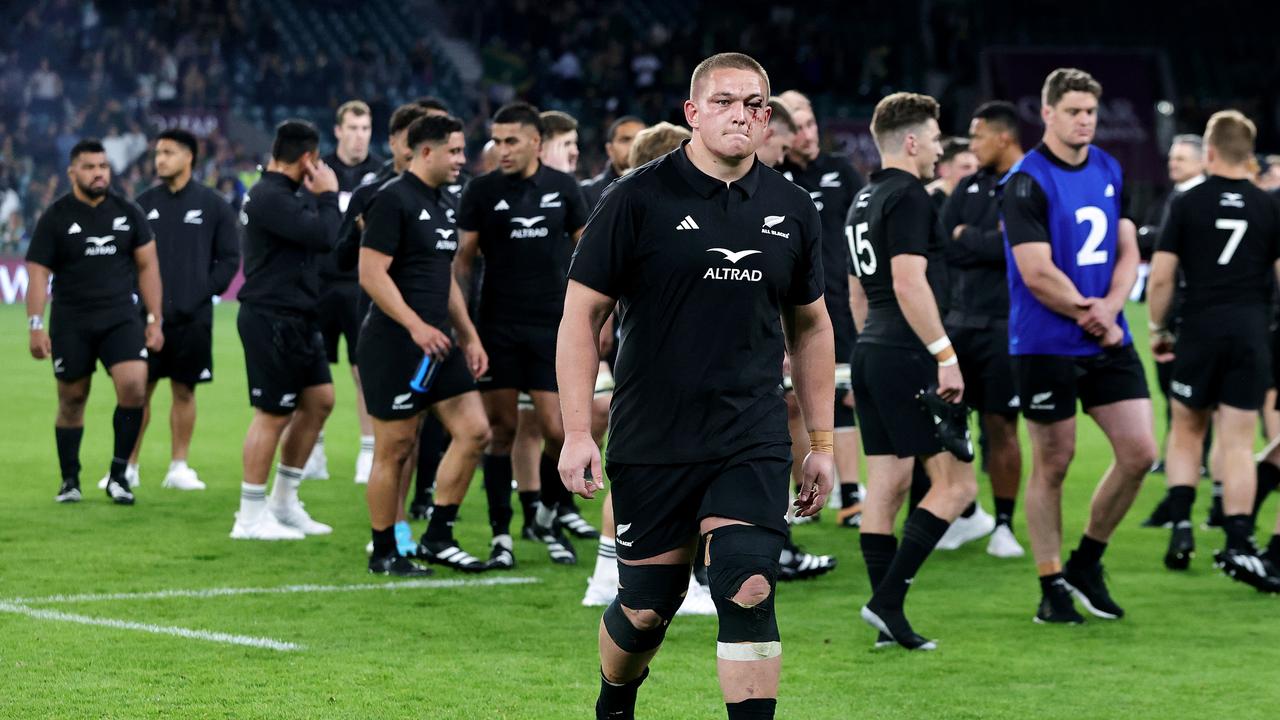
[334,187,369,271]
[786,197,825,306]
[208,197,242,294]
[946,226,1006,267]
[245,187,340,251]
[1153,193,1186,257]
[564,178,590,234]
[456,180,483,232]
[567,183,636,299]
[883,187,933,257]
[1119,172,1136,223]
[1001,173,1050,246]
[841,161,866,193]
[939,180,965,237]
[126,200,154,250]
[25,209,58,268]
[360,191,402,257]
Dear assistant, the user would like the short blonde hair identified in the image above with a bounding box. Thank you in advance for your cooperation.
[1204,110,1257,165]
[628,122,692,169]
[689,52,770,101]
[336,100,371,126]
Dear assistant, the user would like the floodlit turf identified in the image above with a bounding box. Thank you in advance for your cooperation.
[1,302,1277,719]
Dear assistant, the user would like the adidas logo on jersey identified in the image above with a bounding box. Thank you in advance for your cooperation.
[676,215,699,230]
[419,209,431,221]
[820,171,842,187]
[184,209,203,224]
[967,183,981,194]
[392,392,414,411]
[493,199,510,211]
[1104,184,1115,198]
[540,192,562,208]
[67,222,82,234]
[146,208,160,220]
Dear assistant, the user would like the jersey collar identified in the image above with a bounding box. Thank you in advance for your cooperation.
[671,139,760,199]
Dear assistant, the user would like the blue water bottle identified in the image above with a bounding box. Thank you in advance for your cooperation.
[409,352,441,393]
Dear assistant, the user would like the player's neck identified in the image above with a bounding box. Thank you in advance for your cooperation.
[336,147,366,167]
[1042,134,1087,166]
[519,160,540,180]
[880,154,921,180]
[409,165,442,189]
[266,160,304,183]
[164,171,191,194]
[995,148,1024,175]
[686,136,753,184]
[1207,161,1251,181]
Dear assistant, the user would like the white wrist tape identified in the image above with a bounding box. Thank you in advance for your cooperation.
[926,336,952,355]
[938,356,959,367]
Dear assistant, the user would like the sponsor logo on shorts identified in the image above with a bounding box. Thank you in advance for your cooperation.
[183,209,203,225]
[1008,395,1021,409]
[616,522,634,547]
[251,388,263,397]
[140,348,148,358]
[53,358,64,373]
[540,192,562,208]
[199,368,212,380]
[1171,381,1193,399]
[1030,390,1055,411]
[280,393,297,408]
[392,392,414,411]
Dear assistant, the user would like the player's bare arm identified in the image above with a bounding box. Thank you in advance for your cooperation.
[891,253,964,402]
[25,261,52,359]
[1146,250,1179,362]
[132,241,164,352]
[781,297,836,515]
[447,271,487,379]
[1010,242,1092,322]
[556,279,615,498]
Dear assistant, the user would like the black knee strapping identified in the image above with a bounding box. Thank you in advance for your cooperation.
[603,563,690,653]
[705,524,784,645]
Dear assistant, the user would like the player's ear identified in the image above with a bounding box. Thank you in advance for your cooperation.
[1040,104,1052,125]
[684,99,699,130]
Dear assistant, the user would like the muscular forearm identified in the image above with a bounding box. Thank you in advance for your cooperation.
[556,304,607,435]
[787,311,835,433]
[1022,265,1087,319]
[1102,220,1139,313]
[447,275,478,341]
[1147,252,1177,329]
[138,262,163,319]
[894,274,948,349]
[25,264,49,319]
[848,275,867,332]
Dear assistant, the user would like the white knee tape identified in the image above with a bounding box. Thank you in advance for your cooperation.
[717,641,782,661]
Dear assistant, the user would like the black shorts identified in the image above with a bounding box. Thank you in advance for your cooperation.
[1013,345,1150,423]
[1172,310,1270,411]
[50,307,146,382]
[147,317,213,386]
[850,343,943,458]
[477,321,557,393]
[318,281,362,365]
[606,442,792,562]
[357,317,476,421]
[949,323,1018,417]
[237,304,332,415]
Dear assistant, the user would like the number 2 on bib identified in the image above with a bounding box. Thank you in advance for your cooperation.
[1075,206,1108,267]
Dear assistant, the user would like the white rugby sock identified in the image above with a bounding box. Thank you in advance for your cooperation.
[593,536,618,582]
[239,482,267,523]
[269,464,304,507]
[359,435,374,453]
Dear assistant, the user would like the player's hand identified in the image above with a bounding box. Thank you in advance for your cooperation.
[951,224,967,240]
[459,333,488,379]
[842,389,854,409]
[937,362,964,403]
[1099,323,1124,348]
[1076,297,1116,337]
[303,157,339,195]
[145,322,164,353]
[559,430,603,500]
[410,321,452,358]
[1150,329,1175,362]
[794,450,834,517]
[29,329,50,359]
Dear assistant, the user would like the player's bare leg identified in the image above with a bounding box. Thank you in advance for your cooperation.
[352,366,375,483]
[367,414,426,574]
[1163,401,1211,569]
[530,389,580,562]
[418,391,492,572]
[984,411,1024,556]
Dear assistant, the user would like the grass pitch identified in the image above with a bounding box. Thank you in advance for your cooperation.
[1,302,1277,719]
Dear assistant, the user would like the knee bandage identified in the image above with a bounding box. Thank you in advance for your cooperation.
[705,524,784,661]
[603,562,690,653]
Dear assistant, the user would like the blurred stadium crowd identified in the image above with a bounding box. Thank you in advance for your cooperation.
[2,0,1278,257]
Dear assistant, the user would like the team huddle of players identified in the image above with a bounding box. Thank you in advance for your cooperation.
[25,54,1280,718]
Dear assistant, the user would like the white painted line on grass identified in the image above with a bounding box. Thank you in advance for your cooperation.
[5,575,540,606]
[0,601,302,652]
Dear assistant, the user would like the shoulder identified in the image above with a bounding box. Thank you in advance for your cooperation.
[759,164,820,209]
[110,192,148,218]
[462,170,500,193]
[542,167,581,191]
[821,152,858,176]
[135,185,161,205]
